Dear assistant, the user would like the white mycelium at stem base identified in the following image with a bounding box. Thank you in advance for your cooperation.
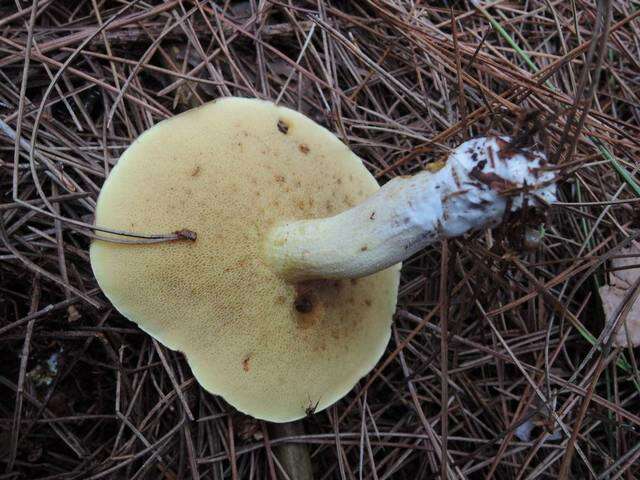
[265,136,557,281]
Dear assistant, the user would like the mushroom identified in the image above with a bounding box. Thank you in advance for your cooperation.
[91,97,556,422]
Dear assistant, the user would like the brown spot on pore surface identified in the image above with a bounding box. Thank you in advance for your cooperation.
[242,355,251,372]
[276,295,286,305]
[364,299,372,306]
[295,292,320,330]
[299,144,310,154]
[293,281,333,330]
[190,166,201,177]
[295,296,313,314]
[237,257,249,268]
[360,245,368,251]
[274,175,286,183]
[277,119,289,134]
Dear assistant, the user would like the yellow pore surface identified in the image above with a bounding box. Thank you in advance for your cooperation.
[90,98,400,422]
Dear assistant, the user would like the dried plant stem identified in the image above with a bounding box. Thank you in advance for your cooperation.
[269,422,314,480]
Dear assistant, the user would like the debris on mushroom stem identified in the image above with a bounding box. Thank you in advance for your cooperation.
[266,136,557,281]
[436,136,556,238]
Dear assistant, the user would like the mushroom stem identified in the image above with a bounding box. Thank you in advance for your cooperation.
[265,137,556,281]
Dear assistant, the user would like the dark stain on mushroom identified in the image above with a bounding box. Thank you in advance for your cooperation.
[369,211,376,220]
[295,293,319,330]
[237,257,249,268]
[364,299,372,306]
[190,165,201,177]
[315,343,327,352]
[242,355,251,372]
[274,175,286,183]
[360,245,368,251]
[451,166,461,188]
[294,295,314,314]
[277,119,289,134]
[299,144,310,154]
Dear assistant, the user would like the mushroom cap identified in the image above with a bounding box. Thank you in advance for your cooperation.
[90,97,400,422]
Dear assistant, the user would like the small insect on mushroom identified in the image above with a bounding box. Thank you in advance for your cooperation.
[91,97,557,423]
[305,397,320,416]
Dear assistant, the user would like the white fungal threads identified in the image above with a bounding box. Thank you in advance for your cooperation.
[265,136,557,281]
